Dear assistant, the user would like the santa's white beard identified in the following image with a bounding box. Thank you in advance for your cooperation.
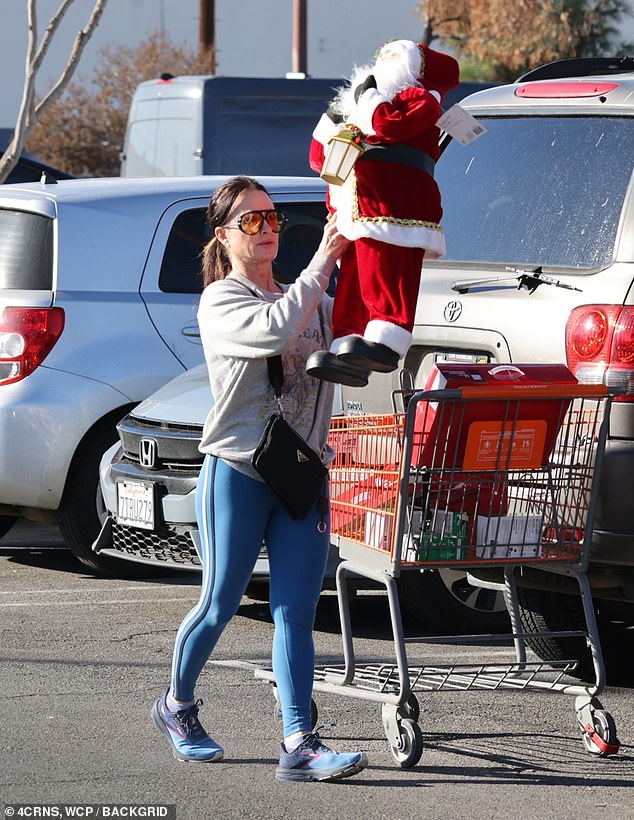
[331,60,420,120]
[374,59,420,98]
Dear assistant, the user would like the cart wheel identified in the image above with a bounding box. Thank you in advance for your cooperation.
[399,693,420,723]
[389,718,423,768]
[581,709,620,757]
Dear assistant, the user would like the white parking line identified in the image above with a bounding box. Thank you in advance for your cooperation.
[0,585,191,595]
[0,585,198,607]
[0,596,196,607]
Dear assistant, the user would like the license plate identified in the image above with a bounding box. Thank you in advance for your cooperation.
[434,352,490,364]
[116,480,155,530]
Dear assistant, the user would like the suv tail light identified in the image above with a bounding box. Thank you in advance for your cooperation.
[0,307,65,386]
[566,305,634,401]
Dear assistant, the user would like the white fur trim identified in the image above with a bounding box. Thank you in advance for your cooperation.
[330,333,362,354]
[429,89,441,102]
[364,321,412,358]
[312,113,340,146]
[339,217,446,258]
[352,88,387,135]
[334,176,446,257]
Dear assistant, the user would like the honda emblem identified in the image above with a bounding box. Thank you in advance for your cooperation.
[139,437,158,469]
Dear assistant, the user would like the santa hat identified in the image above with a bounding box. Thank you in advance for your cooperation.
[375,40,459,102]
[417,44,460,101]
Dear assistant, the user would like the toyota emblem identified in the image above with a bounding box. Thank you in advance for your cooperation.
[444,300,463,322]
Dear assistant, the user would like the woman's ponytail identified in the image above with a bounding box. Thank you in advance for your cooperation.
[202,236,230,286]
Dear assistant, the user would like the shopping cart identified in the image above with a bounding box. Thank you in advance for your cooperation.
[255,379,622,767]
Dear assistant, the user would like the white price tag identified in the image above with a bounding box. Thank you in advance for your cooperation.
[437,104,487,145]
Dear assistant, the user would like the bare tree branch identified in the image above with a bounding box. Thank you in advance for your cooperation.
[31,0,76,77]
[0,0,109,183]
[36,0,108,117]
[0,0,39,177]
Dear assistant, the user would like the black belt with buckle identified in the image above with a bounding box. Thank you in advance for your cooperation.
[359,143,436,177]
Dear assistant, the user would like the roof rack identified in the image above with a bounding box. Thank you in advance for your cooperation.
[517,56,634,83]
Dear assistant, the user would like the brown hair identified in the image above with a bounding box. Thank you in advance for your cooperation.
[201,176,269,287]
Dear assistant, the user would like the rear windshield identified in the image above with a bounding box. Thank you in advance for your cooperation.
[0,209,54,289]
[436,116,634,269]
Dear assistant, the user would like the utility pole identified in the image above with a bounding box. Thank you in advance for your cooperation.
[199,0,216,72]
[290,0,308,77]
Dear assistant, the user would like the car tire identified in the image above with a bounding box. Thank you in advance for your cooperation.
[0,515,18,539]
[397,568,510,634]
[58,417,160,577]
[507,586,634,686]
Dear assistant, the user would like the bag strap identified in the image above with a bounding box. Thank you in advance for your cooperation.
[266,355,284,400]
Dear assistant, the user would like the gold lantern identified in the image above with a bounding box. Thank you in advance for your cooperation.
[320,126,365,186]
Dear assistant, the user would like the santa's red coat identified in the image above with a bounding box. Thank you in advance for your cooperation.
[310,84,447,258]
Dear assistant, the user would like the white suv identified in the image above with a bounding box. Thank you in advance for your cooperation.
[0,174,327,571]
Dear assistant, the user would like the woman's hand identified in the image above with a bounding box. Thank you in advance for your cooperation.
[318,216,350,260]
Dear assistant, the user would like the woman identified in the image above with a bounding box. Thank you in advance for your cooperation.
[152,176,369,783]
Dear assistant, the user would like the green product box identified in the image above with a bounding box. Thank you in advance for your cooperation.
[416,510,468,561]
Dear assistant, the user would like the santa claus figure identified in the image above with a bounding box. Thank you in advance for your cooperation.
[306,40,460,387]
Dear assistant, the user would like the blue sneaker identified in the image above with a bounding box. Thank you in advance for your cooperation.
[151,692,223,763]
[275,731,368,782]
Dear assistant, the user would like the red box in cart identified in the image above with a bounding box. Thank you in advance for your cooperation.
[411,363,578,545]
[412,363,577,469]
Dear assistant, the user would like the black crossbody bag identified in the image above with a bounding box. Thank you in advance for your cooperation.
[252,355,327,520]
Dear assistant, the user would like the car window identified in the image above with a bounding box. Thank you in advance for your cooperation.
[0,209,54,289]
[158,207,209,294]
[159,201,328,293]
[273,203,328,285]
[436,116,634,269]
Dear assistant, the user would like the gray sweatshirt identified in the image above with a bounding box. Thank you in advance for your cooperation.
[197,251,336,480]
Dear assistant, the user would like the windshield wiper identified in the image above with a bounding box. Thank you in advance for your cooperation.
[452,266,583,294]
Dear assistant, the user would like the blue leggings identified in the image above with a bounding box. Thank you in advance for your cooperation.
[170,455,329,736]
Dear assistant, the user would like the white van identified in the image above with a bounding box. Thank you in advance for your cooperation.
[120,75,344,178]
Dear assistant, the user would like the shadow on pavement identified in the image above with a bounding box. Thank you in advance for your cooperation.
[1,546,95,577]
[0,542,201,586]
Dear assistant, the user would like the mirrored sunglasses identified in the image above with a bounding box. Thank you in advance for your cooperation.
[224,209,288,235]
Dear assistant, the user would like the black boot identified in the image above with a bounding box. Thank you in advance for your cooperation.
[335,337,400,373]
[306,351,370,387]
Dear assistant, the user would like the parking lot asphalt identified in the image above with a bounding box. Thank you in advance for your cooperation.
[1,523,634,820]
